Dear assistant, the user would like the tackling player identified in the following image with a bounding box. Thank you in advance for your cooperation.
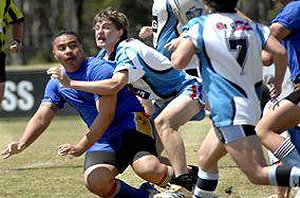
[47,8,205,192]
[2,30,180,198]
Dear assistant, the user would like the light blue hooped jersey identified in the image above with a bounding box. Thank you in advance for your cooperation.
[184,13,270,127]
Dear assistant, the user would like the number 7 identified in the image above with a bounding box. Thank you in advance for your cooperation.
[228,38,248,74]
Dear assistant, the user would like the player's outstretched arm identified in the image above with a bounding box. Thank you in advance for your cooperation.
[1,105,56,159]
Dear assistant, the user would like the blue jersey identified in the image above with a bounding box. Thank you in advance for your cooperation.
[184,14,270,127]
[271,0,300,83]
[113,38,200,105]
[42,57,145,149]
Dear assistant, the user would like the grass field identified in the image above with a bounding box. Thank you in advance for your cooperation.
[0,116,291,198]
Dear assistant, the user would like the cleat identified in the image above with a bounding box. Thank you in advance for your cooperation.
[188,165,199,183]
[170,173,195,191]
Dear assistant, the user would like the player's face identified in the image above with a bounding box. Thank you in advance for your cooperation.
[94,20,124,52]
[52,34,85,72]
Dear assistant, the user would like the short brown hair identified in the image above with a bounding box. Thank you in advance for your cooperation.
[203,0,239,13]
[94,8,129,40]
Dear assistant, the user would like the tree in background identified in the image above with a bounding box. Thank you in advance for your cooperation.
[6,0,279,65]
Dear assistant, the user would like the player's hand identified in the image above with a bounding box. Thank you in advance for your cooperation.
[57,144,84,157]
[138,26,153,39]
[10,40,22,54]
[164,37,182,51]
[47,66,71,87]
[1,141,25,159]
[269,82,282,99]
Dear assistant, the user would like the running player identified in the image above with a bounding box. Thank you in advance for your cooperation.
[171,0,300,197]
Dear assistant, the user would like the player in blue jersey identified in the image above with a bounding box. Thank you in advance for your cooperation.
[257,1,300,197]
[139,0,205,77]
[171,0,300,197]
[48,8,205,192]
[1,30,184,198]
[256,0,300,168]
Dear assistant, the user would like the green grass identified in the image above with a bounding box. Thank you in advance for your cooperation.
[0,116,290,197]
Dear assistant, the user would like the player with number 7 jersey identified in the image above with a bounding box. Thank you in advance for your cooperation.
[171,1,291,196]
[181,15,271,127]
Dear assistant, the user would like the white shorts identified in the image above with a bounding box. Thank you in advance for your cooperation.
[215,125,256,144]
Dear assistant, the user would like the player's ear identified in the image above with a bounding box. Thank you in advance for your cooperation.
[53,50,58,60]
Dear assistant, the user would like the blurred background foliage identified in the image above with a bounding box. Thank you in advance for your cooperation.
[5,0,282,66]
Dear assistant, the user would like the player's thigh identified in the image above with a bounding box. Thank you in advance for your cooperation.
[259,99,300,134]
[156,95,203,129]
[217,125,267,172]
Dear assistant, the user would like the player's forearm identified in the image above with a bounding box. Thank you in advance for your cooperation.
[273,54,287,87]
[76,113,114,152]
[70,79,121,95]
[18,116,51,150]
[265,36,287,87]
[18,106,55,150]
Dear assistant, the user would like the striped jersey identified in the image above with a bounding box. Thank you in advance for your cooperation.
[184,13,270,127]
[0,0,24,51]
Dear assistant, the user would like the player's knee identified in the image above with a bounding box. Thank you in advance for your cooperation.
[133,156,164,181]
[83,168,113,196]
[137,160,161,175]
[154,116,166,130]
[154,116,172,136]
[255,123,271,141]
